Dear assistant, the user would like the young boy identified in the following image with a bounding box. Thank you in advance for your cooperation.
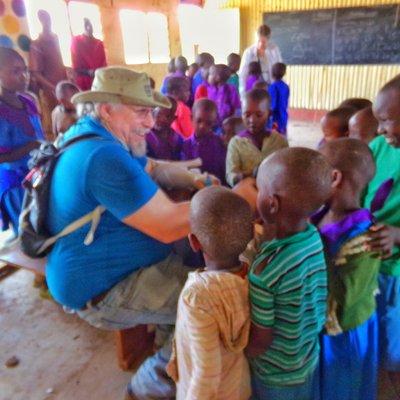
[166,77,193,139]
[320,106,356,145]
[181,99,226,184]
[195,64,241,126]
[0,47,43,237]
[52,80,79,138]
[167,186,253,399]
[146,96,183,161]
[227,53,241,91]
[314,138,381,400]
[363,75,400,396]
[247,147,332,399]
[192,52,214,96]
[348,106,378,144]
[226,89,288,187]
[268,62,290,135]
[245,62,263,92]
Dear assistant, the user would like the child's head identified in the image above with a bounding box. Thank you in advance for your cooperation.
[338,97,372,112]
[227,53,241,73]
[222,116,244,146]
[189,186,253,267]
[320,107,356,141]
[319,138,376,202]
[256,147,332,225]
[0,47,28,93]
[192,98,218,137]
[153,96,177,130]
[349,106,378,144]
[208,64,231,86]
[55,80,79,110]
[167,58,176,74]
[242,88,270,135]
[373,75,400,147]
[174,55,188,74]
[195,52,215,69]
[248,61,262,77]
[166,76,190,103]
[188,63,199,79]
[272,62,286,80]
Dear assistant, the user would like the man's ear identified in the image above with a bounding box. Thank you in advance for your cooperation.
[331,168,343,189]
[188,233,202,253]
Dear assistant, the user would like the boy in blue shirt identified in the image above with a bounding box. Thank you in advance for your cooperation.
[268,63,290,136]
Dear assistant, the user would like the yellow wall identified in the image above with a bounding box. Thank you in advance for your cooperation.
[217,0,400,109]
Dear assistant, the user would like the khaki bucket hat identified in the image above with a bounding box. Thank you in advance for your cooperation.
[72,66,171,108]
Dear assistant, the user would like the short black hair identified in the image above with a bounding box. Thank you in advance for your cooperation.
[338,98,372,111]
[326,107,357,134]
[167,58,176,73]
[195,52,214,68]
[192,98,217,116]
[165,76,188,95]
[227,53,241,66]
[0,47,24,68]
[55,80,79,100]
[272,62,286,80]
[248,61,262,76]
[245,88,270,103]
[257,24,271,37]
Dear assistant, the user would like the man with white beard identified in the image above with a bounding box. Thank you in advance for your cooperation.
[45,67,209,399]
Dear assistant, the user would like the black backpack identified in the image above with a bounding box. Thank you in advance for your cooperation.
[19,134,105,258]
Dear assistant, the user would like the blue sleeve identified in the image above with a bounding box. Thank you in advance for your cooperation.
[86,146,158,220]
[268,84,278,113]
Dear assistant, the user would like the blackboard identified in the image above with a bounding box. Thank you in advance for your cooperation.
[263,5,400,65]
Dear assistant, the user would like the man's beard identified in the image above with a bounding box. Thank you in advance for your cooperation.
[130,140,147,157]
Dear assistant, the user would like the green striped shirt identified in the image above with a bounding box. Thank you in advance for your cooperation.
[249,223,327,386]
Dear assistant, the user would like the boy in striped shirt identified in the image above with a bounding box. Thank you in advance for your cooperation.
[247,148,332,399]
[167,186,254,399]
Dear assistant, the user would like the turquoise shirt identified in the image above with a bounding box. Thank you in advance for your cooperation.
[249,224,327,386]
[46,117,171,309]
[363,135,400,276]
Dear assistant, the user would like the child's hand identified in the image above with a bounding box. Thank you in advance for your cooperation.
[367,224,396,258]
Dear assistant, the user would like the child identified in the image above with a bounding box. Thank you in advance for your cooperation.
[320,107,356,144]
[187,63,199,80]
[226,88,288,187]
[160,57,176,95]
[196,64,241,126]
[268,62,290,135]
[222,116,244,147]
[181,99,226,183]
[52,80,79,138]
[247,147,332,399]
[166,77,193,139]
[339,97,372,111]
[146,96,183,161]
[167,186,253,399]
[363,75,400,396]
[313,138,381,400]
[245,61,263,92]
[227,52,241,91]
[192,52,214,96]
[348,106,378,144]
[0,47,43,237]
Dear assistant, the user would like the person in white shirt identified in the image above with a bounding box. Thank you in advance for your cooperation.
[238,24,282,97]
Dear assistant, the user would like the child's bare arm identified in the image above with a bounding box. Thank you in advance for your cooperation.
[246,322,274,358]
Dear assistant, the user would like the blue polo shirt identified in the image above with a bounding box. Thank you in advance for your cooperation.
[46,116,171,309]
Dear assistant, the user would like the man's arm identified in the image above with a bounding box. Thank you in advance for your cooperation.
[123,189,190,244]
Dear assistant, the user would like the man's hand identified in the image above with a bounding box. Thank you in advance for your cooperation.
[367,224,400,258]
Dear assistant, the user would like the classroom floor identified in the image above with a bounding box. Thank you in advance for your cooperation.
[0,121,398,400]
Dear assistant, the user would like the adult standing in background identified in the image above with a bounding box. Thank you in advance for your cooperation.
[238,24,282,97]
[29,10,67,140]
[71,18,107,91]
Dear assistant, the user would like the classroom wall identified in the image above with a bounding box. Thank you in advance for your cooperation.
[216,0,400,110]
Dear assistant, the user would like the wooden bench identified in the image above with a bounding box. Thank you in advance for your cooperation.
[0,242,154,371]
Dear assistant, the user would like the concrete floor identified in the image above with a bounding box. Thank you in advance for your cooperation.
[1,121,398,400]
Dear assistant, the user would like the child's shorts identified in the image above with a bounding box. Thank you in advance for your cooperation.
[377,273,400,371]
[320,312,378,400]
[250,362,320,400]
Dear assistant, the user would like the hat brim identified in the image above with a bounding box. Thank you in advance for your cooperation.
[71,90,171,109]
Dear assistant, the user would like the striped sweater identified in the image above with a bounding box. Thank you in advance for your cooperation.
[249,223,327,386]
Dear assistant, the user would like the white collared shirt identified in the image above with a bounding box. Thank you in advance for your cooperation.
[238,43,282,97]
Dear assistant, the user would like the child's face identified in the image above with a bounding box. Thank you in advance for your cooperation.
[321,115,345,142]
[373,88,400,147]
[154,106,176,130]
[188,65,198,79]
[174,83,190,104]
[193,108,217,137]
[0,57,28,93]
[60,87,79,110]
[242,98,269,135]
[228,58,240,73]
[348,114,376,144]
